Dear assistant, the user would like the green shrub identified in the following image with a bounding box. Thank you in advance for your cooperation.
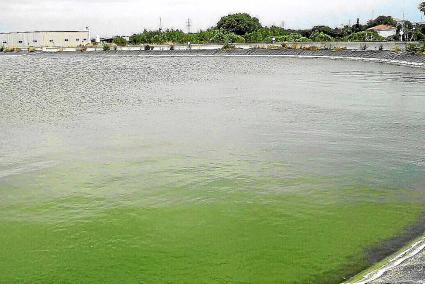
[209,29,245,44]
[102,44,110,51]
[244,26,287,43]
[414,30,425,41]
[0,46,4,52]
[281,33,311,42]
[406,43,425,54]
[113,36,128,46]
[310,31,334,42]
[406,43,419,53]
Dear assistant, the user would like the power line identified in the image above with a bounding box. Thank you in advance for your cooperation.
[186,18,192,34]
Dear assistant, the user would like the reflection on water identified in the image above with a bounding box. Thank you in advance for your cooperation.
[0,54,425,283]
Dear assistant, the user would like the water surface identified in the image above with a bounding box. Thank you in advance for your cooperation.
[1,53,425,283]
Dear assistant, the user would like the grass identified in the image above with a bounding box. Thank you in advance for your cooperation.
[0,161,423,283]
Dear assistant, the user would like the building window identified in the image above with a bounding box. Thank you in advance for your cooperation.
[2,41,6,44]
[33,40,38,43]
[76,38,80,42]
[49,40,54,43]
[83,38,87,41]
[65,39,69,42]
[18,40,23,44]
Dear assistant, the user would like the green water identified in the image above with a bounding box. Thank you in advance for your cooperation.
[1,159,423,283]
[1,54,425,283]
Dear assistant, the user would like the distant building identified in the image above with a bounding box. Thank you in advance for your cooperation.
[0,31,90,49]
[367,25,397,38]
[100,37,114,44]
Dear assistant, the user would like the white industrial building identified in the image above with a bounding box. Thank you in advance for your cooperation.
[0,31,90,49]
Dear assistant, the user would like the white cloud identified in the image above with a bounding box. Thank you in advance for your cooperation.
[0,0,422,36]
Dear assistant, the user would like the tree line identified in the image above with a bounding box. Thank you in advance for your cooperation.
[111,5,425,46]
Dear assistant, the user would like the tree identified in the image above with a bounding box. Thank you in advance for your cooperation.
[352,18,364,33]
[339,25,354,38]
[366,16,396,28]
[311,26,333,36]
[420,2,425,16]
[216,13,262,35]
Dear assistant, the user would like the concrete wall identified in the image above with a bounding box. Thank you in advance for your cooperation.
[2,40,417,52]
[0,31,90,49]
[234,41,413,51]
[111,42,414,52]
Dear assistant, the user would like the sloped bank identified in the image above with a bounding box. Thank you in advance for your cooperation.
[346,218,425,283]
[126,48,425,68]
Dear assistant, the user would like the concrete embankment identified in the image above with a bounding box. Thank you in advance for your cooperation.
[25,41,417,52]
[348,238,425,283]
[107,49,425,68]
[347,214,425,283]
[3,42,425,68]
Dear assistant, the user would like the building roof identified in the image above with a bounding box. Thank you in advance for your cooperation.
[367,24,396,31]
[0,31,88,35]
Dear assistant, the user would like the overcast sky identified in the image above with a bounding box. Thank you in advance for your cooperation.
[0,0,423,36]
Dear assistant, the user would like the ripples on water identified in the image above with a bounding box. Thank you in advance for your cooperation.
[1,53,425,283]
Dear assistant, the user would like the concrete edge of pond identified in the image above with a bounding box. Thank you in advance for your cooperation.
[345,236,425,283]
[2,49,425,69]
[344,212,425,284]
[95,49,425,69]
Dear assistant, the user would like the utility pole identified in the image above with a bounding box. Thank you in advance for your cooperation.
[159,17,163,32]
[401,0,406,42]
[186,18,192,34]
[402,0,406,20]
[86,26,90,43]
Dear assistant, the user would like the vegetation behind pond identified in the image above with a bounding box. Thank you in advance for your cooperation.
[117,7,425,46]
